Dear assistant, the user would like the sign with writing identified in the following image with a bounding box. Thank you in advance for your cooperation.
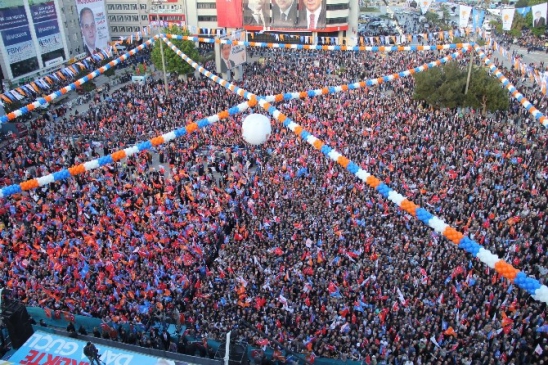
[1,25,37,63]
[0,0,28,31]
[8,331,192,365]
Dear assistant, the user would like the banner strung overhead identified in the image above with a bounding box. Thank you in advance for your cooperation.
[531,2,547,28]
[501,8,515,31]
[419,0,433,15]
[459,5,472,28]
[472,8,485,32]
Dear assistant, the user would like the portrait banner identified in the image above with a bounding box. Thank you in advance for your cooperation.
[75,0,110,56]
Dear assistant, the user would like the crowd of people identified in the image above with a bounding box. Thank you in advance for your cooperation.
[0,36,547,365]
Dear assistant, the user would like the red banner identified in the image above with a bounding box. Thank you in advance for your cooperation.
[216,0,243,27]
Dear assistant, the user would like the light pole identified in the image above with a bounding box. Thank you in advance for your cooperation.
[152,0,169,95]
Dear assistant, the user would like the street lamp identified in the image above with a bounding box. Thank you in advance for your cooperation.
[152,0,169,95]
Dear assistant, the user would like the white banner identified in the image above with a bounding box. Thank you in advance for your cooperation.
[501,8,515,31]
[2,30,37,64]
[419,0,433,15]
[459,5,472,28]
[37,32,62,54]
[532,3,547,28]
[75,0,110,56]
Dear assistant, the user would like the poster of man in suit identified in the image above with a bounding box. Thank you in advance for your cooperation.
[297,0,326,30]
[270,0,299,28]
[218,31,247,74]
[243,0,269,27]
[532,3,547,28]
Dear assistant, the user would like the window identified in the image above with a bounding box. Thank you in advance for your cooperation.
[123,4,129,10]
[115,4,122,10]
[141,15,148,20]
[140,4,147,10]
[326,17,347,24]
[130,4,137,10]
[117,15,124,21]
[197,2,216,9]
[111,26,119,32]
[132,15,138,21]
[326,3,349,10]
[108,15,116,22]
[107,4,114,10]
[198,15,217,21]
[124,15,131,22]
[119,26,126,32]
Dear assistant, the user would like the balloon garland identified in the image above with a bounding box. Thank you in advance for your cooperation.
[166,34,474,52]
[0,38,157,124]
[0,43,470,199]
[257,49,470,102]
[0,99,253,197]
[473,45,548,128]
[161,36,548,304]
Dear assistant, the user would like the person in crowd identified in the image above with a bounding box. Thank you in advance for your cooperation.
[0,38,547,365]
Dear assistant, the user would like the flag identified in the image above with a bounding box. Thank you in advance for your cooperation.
[420,0,433,14]
[216,0,243,27]
[535,344,543,355]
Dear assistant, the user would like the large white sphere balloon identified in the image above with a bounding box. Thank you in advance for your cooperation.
[242,114,272,145]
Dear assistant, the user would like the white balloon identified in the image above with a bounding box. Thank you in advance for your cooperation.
[242,114,272,145]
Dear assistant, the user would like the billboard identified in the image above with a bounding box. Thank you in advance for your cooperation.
[75,0,110,56]
[0,0,39,78]
[216,0,243,27]
[9,331,191,365]
[218,31,247,74]
[244,0,327,30]
[29,0,63,57]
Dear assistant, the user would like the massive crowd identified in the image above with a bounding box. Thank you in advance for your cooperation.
[0,38,547,365]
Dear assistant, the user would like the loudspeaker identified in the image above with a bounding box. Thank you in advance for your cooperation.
[2,302,34,349]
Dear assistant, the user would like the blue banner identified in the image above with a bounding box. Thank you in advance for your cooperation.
[472,8,485,33]
[0,3,28,31]
[34,19,59,38]
[517,6,531,16]
[30,0,57,23]
[8,330,191,365]
[1,24,31,46]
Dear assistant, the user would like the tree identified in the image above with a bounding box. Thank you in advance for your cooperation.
[100,58,116,77]
[151,25,200,76]
[413,62,509,115]
[74,69,96,92]
[413,62,466,109]
[464,67,509,115]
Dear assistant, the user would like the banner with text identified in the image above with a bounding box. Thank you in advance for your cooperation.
[76,0,110,56]
[29,0,63,55]
[216,0,243,27]
[9,331,191,365]
[0,0,39,77]
[1,25,37,63]
[0,0,27,31]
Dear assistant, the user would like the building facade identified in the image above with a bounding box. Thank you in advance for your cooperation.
[0,0,70,84]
